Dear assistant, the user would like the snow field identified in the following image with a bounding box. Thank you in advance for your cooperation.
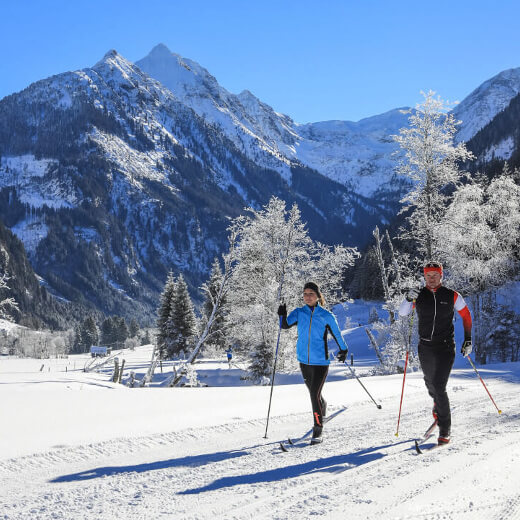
[1,345,519,519]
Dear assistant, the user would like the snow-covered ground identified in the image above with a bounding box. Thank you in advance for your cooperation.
[1,326,519,519]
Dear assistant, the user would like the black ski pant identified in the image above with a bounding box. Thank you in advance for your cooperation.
[300,363,328,427]
[418,339,455,433]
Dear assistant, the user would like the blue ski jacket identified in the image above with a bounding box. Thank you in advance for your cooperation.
[283,304,348,366]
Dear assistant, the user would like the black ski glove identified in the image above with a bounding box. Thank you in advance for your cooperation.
[277,304,287,318]
[337,349,348,363]
[460,339,472,357]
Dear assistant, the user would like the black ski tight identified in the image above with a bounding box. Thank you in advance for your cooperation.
[300,363,328,427]
[418,340,455,432]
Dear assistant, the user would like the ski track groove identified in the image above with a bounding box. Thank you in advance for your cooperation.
[0,385,518,519]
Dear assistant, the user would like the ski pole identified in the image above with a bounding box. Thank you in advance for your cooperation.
[345,363,382,409]
[466,355,502,414]
[395,305,415,436]
[264,314,283,438]
[395,350,409,437]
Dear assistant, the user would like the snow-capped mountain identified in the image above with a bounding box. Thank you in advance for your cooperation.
[464,89,520,170]
[138,45,520,202]
[1,44,520,322]
[137,44,411,199]
[452,67,520,143]
[0,49,387,321]
[294,110,411,197]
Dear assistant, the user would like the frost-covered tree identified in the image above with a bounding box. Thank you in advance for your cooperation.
[439,166,520,362]
[141,329,152,346]
[124,337,139,350]
[368,307,380,324]
[0,247,19,322]
[201,258,228,351]
[167,274,197,358]
[482,307,520,363]
[393,91,474,259]
[226,197,358,382]
[368,227,419,374]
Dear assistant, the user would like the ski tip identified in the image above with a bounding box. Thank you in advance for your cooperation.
[279,442,288,452]
[287,438,294,445]
[414,440,423,454]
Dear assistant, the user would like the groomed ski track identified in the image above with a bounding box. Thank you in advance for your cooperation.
[1,368,519,520]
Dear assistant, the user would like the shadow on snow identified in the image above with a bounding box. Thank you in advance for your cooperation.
[50,449,249,483]
[178,440,412,495]
[50,439,413,492]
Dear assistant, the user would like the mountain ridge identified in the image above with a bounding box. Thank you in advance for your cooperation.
[1,46,519,326]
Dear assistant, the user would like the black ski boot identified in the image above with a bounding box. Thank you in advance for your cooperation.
[310,426,323,445]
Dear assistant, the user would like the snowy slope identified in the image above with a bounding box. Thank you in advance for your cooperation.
[295,110,411,197]
[1,338,519,519]
[0,48,390,321]
[137,45,520,201]
[452,67,520,143]
[136,44,298,181]
[137,44,410,200]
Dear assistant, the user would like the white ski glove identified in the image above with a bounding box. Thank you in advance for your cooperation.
[406,287,421,302]
[461,339,472,357]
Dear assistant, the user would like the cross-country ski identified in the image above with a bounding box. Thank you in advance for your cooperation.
[279,406,348,451]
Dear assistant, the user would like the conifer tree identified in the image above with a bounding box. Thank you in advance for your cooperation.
[114,316,129,348]
[82,316,99,349]
[101,317,116,347]
[141,329,151,346]
[72,324,83,354]
[129,318,139,338]
[156,272,176,359]
[248,341,273,382]
[168,274,197,358]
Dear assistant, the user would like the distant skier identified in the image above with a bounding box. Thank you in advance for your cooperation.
[399,261,473,445]
[225,347,233,369]
[278,282,349,445]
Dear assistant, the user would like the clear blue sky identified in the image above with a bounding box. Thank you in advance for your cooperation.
[1,0,519,123]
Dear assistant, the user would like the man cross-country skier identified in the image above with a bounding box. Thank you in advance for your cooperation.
[399,261,473,445]
[278,281,349,445]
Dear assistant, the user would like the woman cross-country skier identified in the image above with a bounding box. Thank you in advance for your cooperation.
[277,282,348,445]
[399,261,473,445]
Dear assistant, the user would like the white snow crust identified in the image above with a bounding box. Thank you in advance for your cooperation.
[1,304,519,519]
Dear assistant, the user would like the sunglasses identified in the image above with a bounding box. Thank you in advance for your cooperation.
[424,262,442,268]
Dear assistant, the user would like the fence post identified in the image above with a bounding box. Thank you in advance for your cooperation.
[112,358,120,383]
